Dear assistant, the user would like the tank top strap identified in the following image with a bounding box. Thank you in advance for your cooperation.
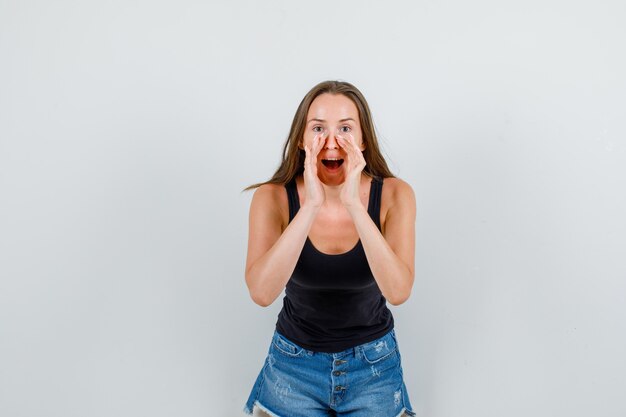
[367,176,383,231]
[285,179,300,222]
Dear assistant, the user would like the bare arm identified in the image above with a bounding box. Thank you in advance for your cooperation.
[347,179,415,305]
[337,135,416,306]
[244,186,321,307]
[244,135,326,307]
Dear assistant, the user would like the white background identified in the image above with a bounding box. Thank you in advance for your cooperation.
[1,1,625,416]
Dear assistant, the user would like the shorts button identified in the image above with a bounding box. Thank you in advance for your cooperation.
[333,371,341,376]
[335,386,344,391]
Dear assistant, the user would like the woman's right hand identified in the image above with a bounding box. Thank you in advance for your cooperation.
[303,133,326,209]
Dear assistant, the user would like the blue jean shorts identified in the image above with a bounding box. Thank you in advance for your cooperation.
[243,329,416,417]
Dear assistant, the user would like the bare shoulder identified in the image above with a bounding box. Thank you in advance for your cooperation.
[249,183,289,231]
[251,183,284,202]
[382,177,415,208]
[380,177,415,231]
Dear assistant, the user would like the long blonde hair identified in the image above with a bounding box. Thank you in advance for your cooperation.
[245,80,394,190]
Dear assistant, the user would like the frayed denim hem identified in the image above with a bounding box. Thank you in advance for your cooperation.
[243,400,281,416]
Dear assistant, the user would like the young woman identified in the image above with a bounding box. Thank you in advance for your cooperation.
[243,80,416,417]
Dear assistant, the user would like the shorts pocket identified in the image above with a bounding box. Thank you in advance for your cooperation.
[271,332,305,358]
[360,334,398,364]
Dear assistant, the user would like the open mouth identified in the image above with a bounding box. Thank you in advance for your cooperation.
[321,158,345,169]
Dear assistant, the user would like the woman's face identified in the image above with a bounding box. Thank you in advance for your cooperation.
[302,93,365,185]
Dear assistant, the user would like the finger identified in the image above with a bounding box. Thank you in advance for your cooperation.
[304,144,310,167]
[339,136,364,172]
[312,137,324,163]
[337,136,352,160]
[312,135,321,154]
[305,143,315,164]
[337,135,350,152]
[309,143,319,165]
[337,136,357,161]
[336,137,349,161]
[312,135,323,153]
[344,135,364,162]
[338,134,355,149]
[315,132,326,155]
[343,134,359,152]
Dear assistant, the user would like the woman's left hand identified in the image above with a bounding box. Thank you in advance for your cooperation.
[337,134,366,210]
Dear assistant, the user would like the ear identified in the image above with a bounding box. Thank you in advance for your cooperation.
[298,140,304,150]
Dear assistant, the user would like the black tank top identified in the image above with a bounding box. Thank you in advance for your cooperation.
[275,176,394,353]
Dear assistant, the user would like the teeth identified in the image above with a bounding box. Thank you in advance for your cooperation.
[324,158,341,161]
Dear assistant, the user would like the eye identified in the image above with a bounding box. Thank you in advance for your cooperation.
[312,125,323,133]
[340,125,351,133]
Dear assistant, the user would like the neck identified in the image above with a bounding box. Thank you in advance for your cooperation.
[321,182,343,205]
[318,173,368,207]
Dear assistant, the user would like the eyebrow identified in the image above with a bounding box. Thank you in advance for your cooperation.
[307,117,356,124]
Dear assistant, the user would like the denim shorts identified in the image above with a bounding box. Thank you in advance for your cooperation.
[243,329,416,417]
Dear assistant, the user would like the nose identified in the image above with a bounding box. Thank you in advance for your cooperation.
[323,131,339,149]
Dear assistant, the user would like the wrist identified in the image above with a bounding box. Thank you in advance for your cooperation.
[344,201,367,217]
[300,202,322,216]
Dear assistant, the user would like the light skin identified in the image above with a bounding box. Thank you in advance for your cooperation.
[245,93,416,307]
